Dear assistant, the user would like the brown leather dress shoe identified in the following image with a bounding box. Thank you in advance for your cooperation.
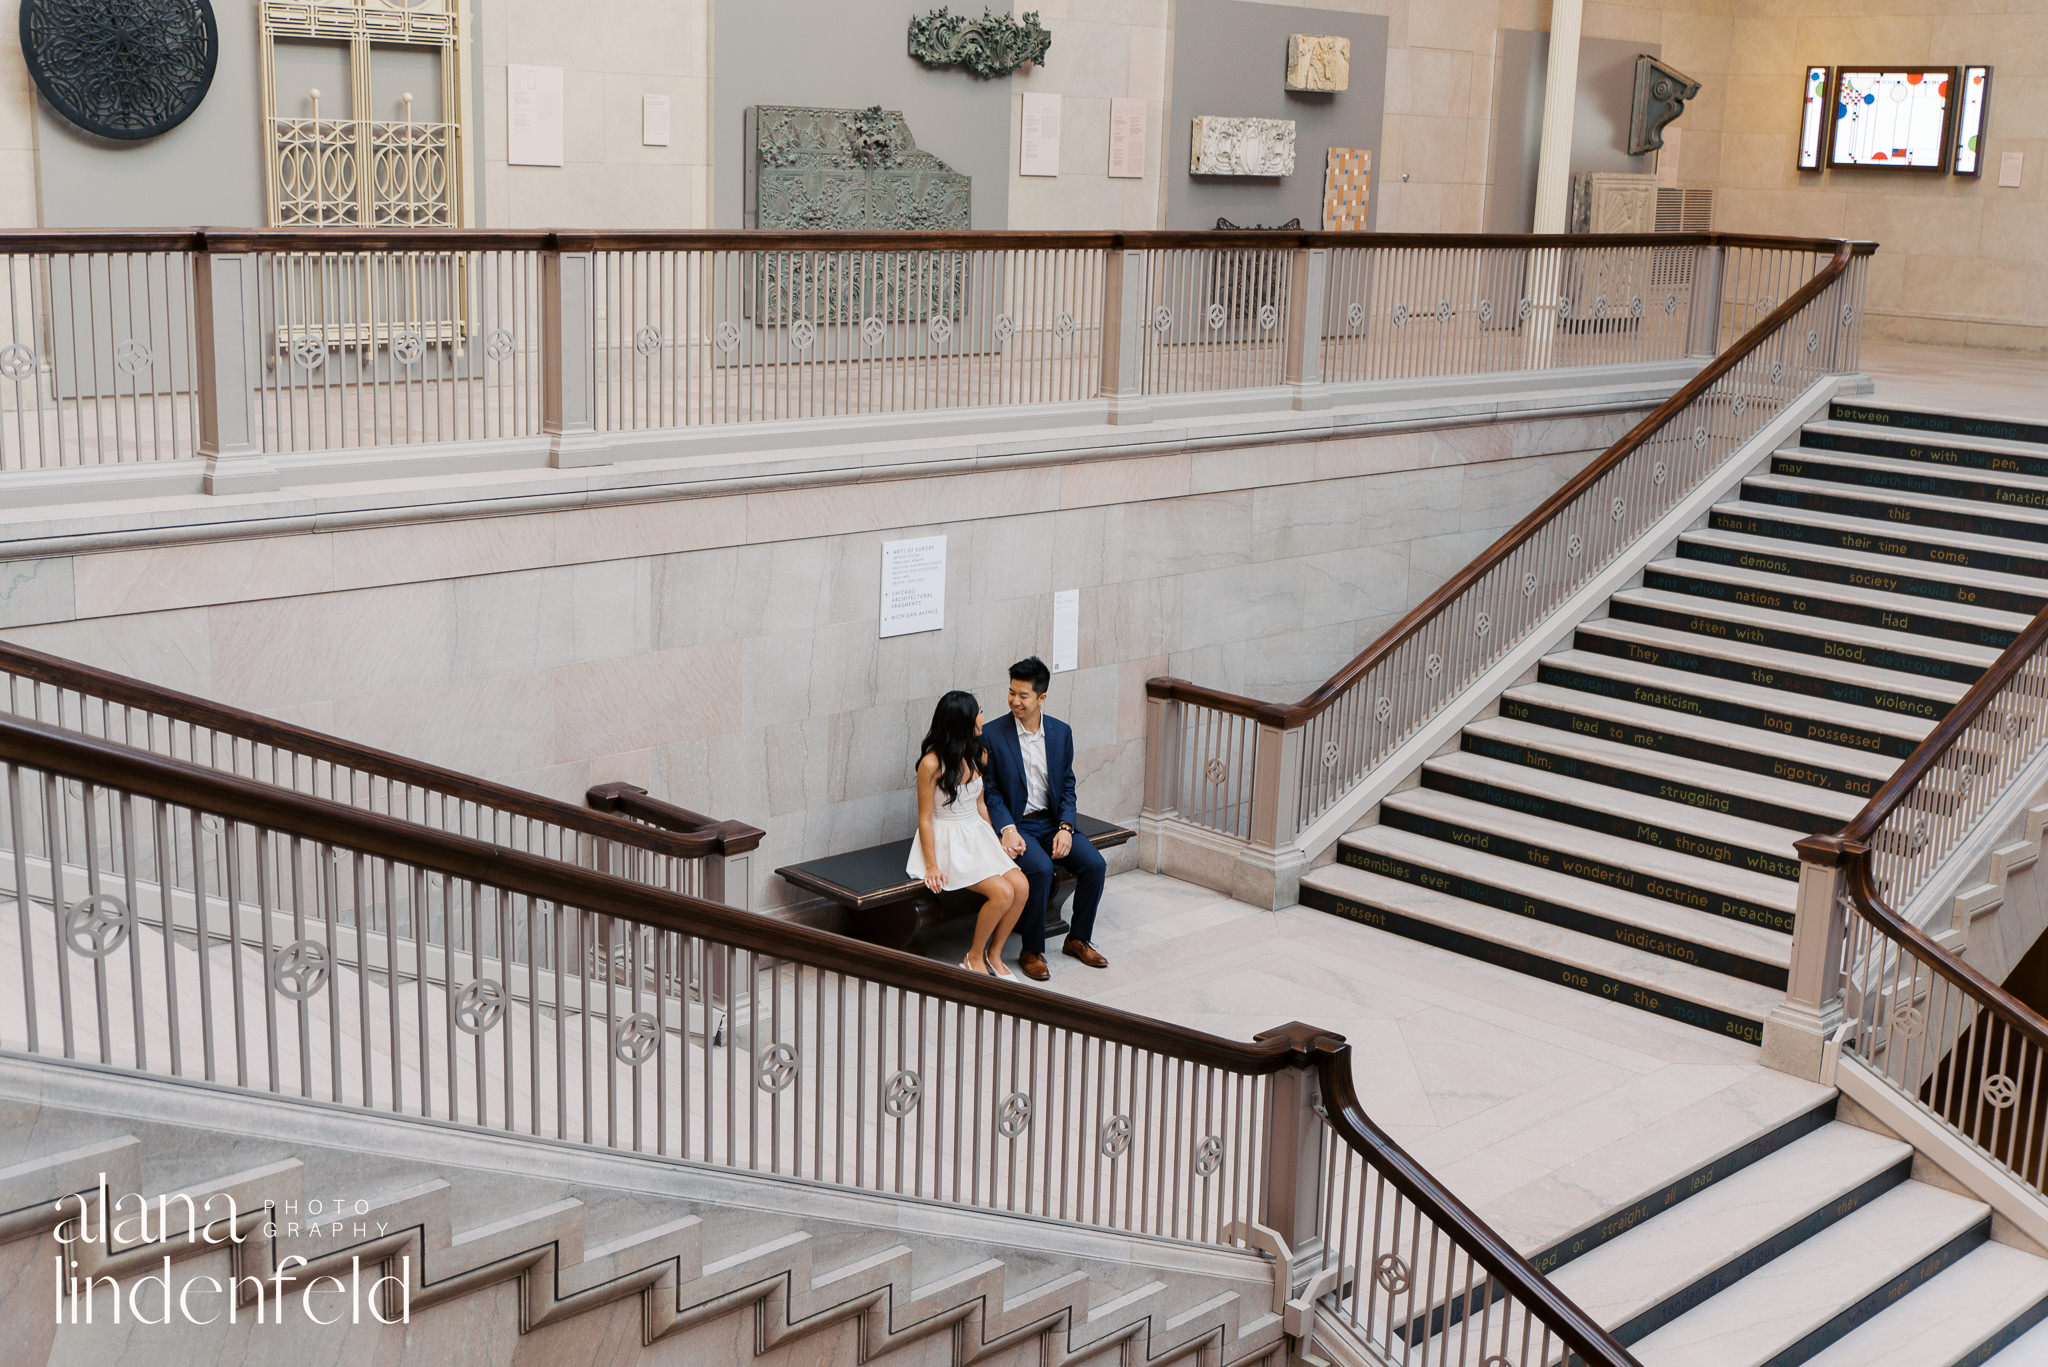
[1018,951,1051,982]
[1062,939,1109,969]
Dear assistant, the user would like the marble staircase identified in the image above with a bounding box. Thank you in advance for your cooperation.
[1302,398,2048,1362]
[0,1057,1285,1367]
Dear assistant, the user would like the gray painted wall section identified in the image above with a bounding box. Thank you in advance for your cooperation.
[1164,0,1387,232]
[1489,32,1658,235]
[711,0,1012,230]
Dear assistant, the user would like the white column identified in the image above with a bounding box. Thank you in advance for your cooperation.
[1531,0,1585,234]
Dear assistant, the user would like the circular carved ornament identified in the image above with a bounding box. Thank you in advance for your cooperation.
[21,0,219,141]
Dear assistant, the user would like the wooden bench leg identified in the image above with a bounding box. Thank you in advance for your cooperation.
[851,898,925,952]
[1045,871,1076,940]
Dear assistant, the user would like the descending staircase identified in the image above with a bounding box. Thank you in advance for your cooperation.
[1303,398,2048,1363]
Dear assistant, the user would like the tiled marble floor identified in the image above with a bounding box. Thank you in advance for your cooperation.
[1861,339,2048,423]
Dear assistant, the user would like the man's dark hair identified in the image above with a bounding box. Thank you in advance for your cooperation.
[1009,656,1051,695]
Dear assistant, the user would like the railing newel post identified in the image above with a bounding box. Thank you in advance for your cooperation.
[1763,834,1855,1081]
[1098,241,1152,425]
[542,239,604,467]
[194,235,281,495]
[1284,245,1329,410]
[1687,243,1726,357]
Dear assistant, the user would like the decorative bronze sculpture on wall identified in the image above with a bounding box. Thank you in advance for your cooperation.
[1629,54,1701,156]
[907,6,1051,78]
[19,0,218,140]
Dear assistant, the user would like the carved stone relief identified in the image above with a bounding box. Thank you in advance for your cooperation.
[1189,116,1295,176]
[907,6,1051,78]
[1570,171,1657,234]
[1285,35,1349,92]
[1629,55,1700,155]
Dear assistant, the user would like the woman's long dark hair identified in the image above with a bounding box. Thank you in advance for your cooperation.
[919,690,984,804]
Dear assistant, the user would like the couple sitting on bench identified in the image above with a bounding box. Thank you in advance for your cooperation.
[907,656,1110,983]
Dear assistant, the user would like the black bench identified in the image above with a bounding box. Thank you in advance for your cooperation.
[776,813,1135,950]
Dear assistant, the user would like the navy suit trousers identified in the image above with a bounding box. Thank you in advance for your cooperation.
[1010,813,1106,955]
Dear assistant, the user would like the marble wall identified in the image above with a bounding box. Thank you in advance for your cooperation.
[0,409,1642,915]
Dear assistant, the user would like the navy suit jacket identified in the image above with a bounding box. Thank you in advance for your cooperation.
[982,712,1079,835]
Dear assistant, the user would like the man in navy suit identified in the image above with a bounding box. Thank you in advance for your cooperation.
[982,656,1109,982]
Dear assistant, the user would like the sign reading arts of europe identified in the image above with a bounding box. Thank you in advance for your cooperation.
[747,104,972,322]
[1189,116,1296,176]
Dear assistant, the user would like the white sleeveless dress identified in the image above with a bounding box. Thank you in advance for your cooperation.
[906,773,1017,888]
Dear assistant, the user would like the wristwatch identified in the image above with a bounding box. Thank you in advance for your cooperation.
[1058,821,1075,834]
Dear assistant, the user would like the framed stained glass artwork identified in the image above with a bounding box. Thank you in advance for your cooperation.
[1828,67,1958,170]
[1954,66,1992,176]
[1797,65,1829,170]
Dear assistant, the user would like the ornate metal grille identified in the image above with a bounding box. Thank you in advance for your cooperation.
[20,0,219,140]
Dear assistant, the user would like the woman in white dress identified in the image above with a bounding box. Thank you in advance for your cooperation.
[909,691,1032,980]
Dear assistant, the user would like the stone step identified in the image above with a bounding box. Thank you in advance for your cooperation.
[1776,446,2048,513]
[1460,716,1861,834]
[1827,398,2048,451]
[1677,527,2048,619]
[1541,1124,1913,1348]
[1992,1309,2048,1363]
[1709,499,2048,583]
[1628,1181,1990,1367]
[1298,862,1783,1045]
[1643,555,2026,652]
[1804,1240,2048,1367]
[1572,616,1965,723]
[1419,750,1803,883]
[1538,648,1932,762]
[1379,786,1794,933]
[1744,470,2048,550]
[1608,585,1999,690]
[1803,417,2048,481]
[1500,681,1894,803]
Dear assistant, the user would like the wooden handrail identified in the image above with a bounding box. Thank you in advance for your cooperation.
[1147,239,1878,727]
[587,781,765,855]
[0,639,745,861]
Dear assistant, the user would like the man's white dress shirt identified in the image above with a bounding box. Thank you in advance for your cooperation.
[1017,723,1050,818]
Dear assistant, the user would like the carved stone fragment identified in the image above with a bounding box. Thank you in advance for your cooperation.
[908,6,1051,78]
[1285,35,1349,92]
[1629,54,1701,155]
[1190,116,1296,176]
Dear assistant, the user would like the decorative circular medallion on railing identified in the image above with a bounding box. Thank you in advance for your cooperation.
[1054,311,1076,341]
[1567,533,1584,559]
[715,321,741,354]
[1482,1357,1515,1367]
[201,813,224,833]
[20,0,219,141]
[1984,1073,2020,1110]
[613,1012,660,1065]
[291,337,326,371]
[1346,301,1364,327]
[1374,695,1392,724]
[1592,296,1607,319]
[1629,295,1644,318]
[1476,299,1494,323]
[1522,571,1538,598]
[883,1069,922,1117]
[1152,305,1172,334]
[1473,611,1491,639]
[114,339,153,376]
[1758,296,1775,315]
[1259,302,1279,332]
[1805,329,1819,354]
[634,325,663,357]
[1653,461,1669,486]
[390,331,424,367]
[1731,394,1748,417]
[1770,359,1785,384]
[453,978,506,1035]
[0,343,38,382]
[929,314,954,344]
[1908,816,1929,853]
[1692,425,1710,452]
[992,313,1015,345]
[757,1042,800,1094]
[997,1091,1033,1138]
[789,317,816,353]
[1518,298,1534,322]
[1840,304,1855,329]
[1890,1005,1926,1040]
[62,893,133,959]
[1391,303,1409,328]
[1664,293,1680,317]
[1424,653,1443,681]
[1611,496,1626,522]
[1100,1114,1132,1157]
[1372,1254,1411,1294]
[2005,711,2024,740]
[1203,757,1229,785]
[1434,300,1451,322]
[1321,740,1340,770]
[861,315,886,349]
[485,329,516,361]
[1556,296,1572,320]
[271,939,331,1001]
[1206,302,1227,331]
[1194,1135,1224,1178]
